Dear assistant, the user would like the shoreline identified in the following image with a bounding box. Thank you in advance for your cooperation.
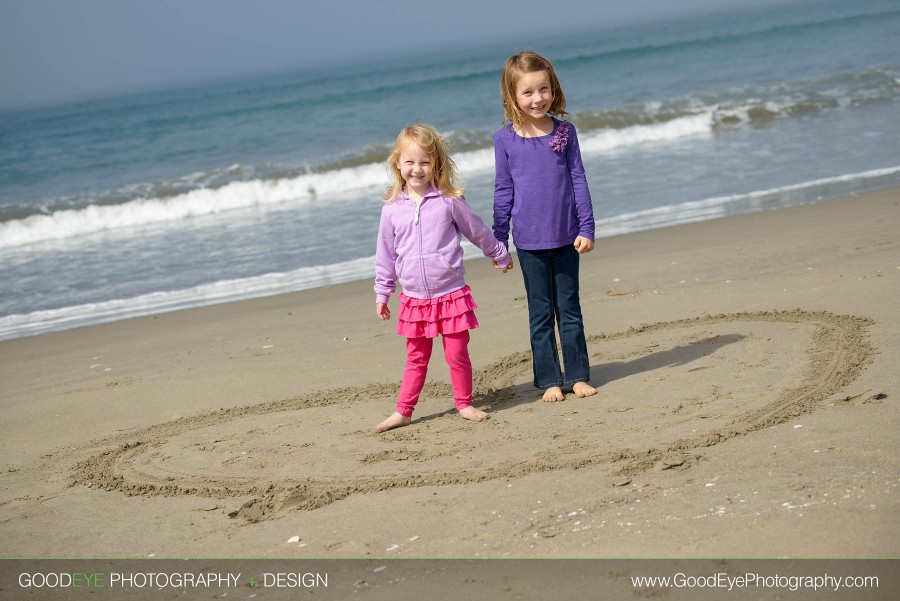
[0,187,897,559]
[5,171,899,344]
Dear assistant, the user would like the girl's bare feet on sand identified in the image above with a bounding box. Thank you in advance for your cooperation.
[458,406,489,422]
[542,386,565,402]
[573,382,597,398]
[373,412,411,433]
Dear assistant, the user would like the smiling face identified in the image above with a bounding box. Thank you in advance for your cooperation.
[395,140,433,197]
[515,70,554,126]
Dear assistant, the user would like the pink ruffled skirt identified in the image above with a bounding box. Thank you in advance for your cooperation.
[396,285,479,339]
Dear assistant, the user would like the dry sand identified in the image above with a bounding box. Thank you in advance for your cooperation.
[1,188,898,563]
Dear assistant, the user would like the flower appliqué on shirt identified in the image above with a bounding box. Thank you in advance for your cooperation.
[548,121,570,153]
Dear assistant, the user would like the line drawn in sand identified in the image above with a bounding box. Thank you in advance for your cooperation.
[67,310,874,522]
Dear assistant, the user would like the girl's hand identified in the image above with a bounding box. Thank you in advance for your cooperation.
[376,303,391,320]
[574,236,594,254]
[493,258,514,272]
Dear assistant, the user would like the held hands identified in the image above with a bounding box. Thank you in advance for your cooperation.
[574,236,594,254]
[493,257,514,273]
[376,302,390,320]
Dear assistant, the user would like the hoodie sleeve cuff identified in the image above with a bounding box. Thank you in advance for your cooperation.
[375,294,391,305]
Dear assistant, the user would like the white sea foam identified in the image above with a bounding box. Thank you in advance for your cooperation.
[598,165,900,237]
[0,256,377,341]
[453,147,495,175]
[0,116,719,249]
[578,113,714,153]
[0,241,504,341]
[3,165,897,342]
[0,162,387,248]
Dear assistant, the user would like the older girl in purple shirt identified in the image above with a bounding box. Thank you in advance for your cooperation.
[492,51,597,403]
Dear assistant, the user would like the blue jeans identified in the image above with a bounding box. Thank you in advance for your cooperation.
[517,245,591,389]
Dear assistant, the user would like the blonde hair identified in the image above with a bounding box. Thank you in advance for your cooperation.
[500,51,568,128]
[384,124,464,202]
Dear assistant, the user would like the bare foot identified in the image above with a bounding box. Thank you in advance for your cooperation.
[573,382,597,398]
[373,412,411,433]
[542,386,565,402]
[458,406,489,422]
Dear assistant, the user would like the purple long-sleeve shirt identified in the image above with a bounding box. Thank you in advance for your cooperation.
[492,118,595,250]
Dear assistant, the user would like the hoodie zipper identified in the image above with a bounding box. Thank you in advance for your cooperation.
[414,198,431,298]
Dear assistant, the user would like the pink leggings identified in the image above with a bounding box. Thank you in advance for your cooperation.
[396,330,473,417]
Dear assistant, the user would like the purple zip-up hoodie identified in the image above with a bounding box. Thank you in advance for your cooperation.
[375,186,510,304]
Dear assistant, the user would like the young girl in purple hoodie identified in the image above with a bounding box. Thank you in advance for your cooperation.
[373,124,511,432]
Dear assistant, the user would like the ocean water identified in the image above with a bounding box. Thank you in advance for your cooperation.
[1,0,899,341]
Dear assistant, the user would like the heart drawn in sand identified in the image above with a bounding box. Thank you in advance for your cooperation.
[69,310,872,522]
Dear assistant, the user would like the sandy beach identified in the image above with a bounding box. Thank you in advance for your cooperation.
[1,188,898,566]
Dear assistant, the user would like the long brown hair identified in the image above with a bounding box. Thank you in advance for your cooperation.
[500,51,568,128]
[384,124,464,202]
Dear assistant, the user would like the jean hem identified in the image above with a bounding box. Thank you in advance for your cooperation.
[534,381,564,389]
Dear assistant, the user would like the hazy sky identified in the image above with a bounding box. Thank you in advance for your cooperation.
[0,0,779,110]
